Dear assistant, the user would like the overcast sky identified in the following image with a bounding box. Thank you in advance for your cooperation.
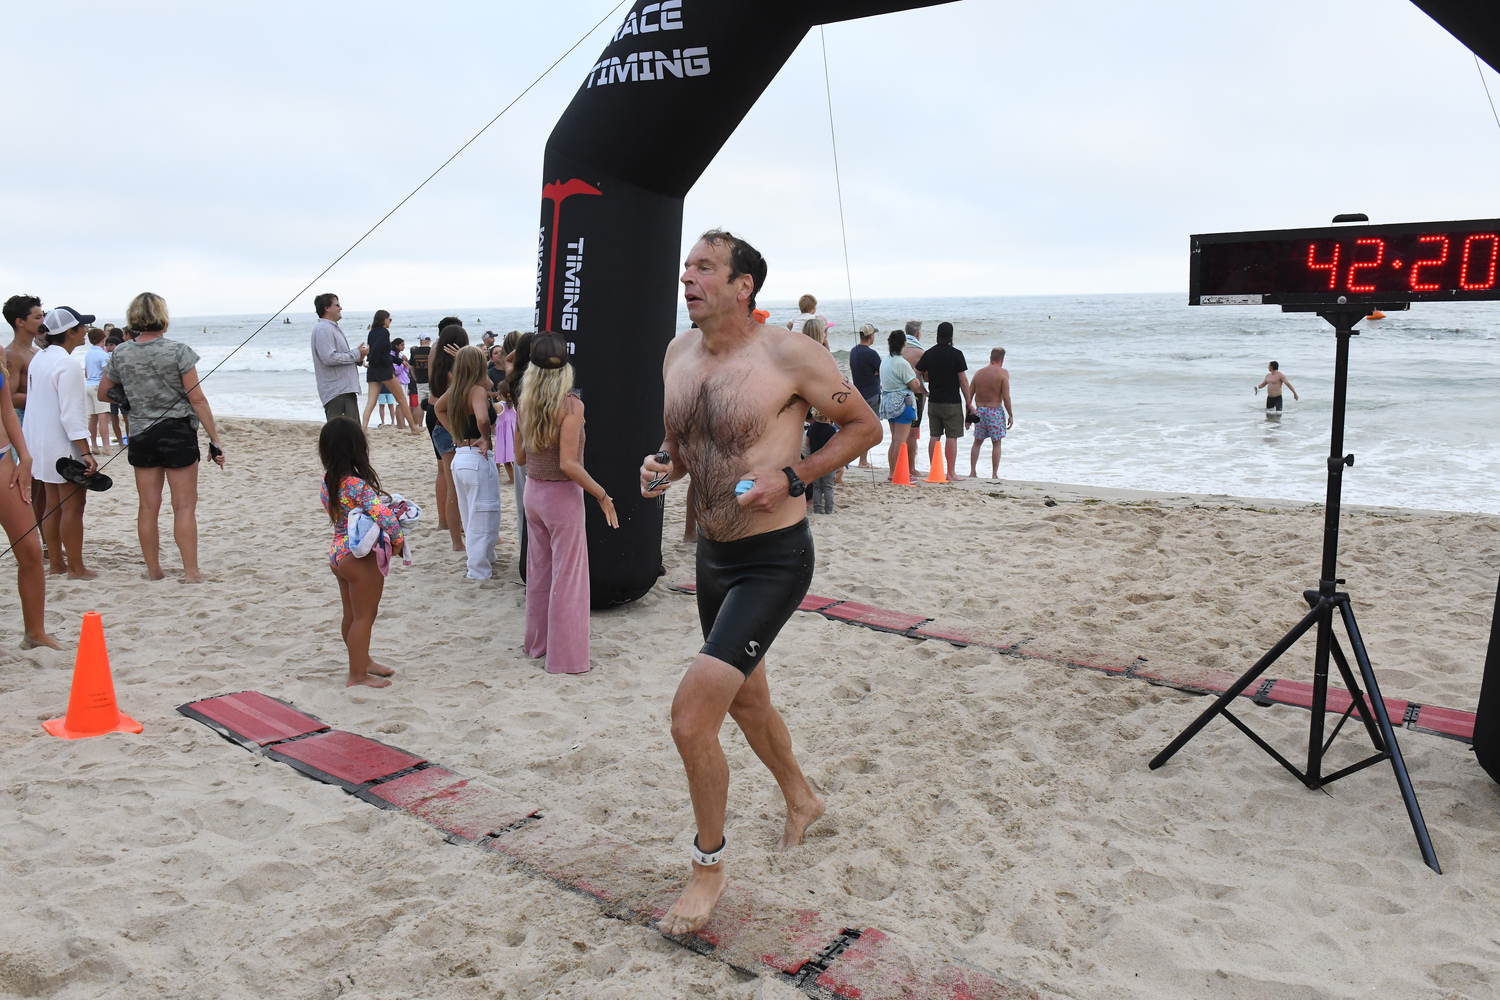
[3,0,1498,318]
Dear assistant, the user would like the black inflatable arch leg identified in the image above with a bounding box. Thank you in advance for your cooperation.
[535,1,955,607]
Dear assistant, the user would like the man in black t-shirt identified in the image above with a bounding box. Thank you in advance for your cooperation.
[848,324,882,468]
[915,321,972,480]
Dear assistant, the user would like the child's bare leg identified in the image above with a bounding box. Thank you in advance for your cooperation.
[334,554,391,688]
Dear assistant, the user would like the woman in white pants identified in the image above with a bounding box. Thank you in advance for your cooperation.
[435,346,501,579]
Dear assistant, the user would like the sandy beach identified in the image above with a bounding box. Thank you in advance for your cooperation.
[1,417,1496,999]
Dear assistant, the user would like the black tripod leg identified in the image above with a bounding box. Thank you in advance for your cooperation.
[1150,600,1325,770]
[1327,631,1386,752]
[1338,601,1441,874]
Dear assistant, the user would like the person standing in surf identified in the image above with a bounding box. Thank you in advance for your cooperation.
[1256,360,1298,415]
[639,230,881,935]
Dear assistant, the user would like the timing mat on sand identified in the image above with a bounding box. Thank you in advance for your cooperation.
[178,694,1038,999]
[667,579,1479,743]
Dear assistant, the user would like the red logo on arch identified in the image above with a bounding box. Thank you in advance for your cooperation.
[541,179,602,330]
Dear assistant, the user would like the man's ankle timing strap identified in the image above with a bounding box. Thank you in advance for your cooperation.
[692,834,726,866]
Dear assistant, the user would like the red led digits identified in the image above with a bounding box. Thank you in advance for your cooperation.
[1409,235,1448,291]
[1346,238,1384,292]
[1306,242,1339,290]
[1459,233,1499,291]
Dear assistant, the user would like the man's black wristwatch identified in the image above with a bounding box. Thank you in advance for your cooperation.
[782,466,806,498]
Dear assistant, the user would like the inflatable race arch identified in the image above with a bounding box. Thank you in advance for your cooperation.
[532,0,1500,608]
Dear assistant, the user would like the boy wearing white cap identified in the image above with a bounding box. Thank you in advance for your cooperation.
[28,306,98,579]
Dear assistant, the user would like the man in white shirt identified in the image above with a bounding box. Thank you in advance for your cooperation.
[309,293,367,421]
[27,307,98,579]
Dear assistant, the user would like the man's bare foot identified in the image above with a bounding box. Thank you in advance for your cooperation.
[347,674,391,688]
[777,793,825,851]
[659,861,727,936]
[183,570,204,584]
[141,569,166,581]
[367,661,395,677]
[21,632,62,650]
[68,568,97,581]
[47,566,66,576]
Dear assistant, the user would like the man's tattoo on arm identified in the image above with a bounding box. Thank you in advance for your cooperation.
[831,379,853,404]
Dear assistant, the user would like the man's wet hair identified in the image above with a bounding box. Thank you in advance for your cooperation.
[1269,360,1279,370]
[3,294,41,330]
[937,322,954,344]
[991,347,1005,362]
[700,229,767,311]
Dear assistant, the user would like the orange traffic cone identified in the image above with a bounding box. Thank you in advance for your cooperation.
[43,612,142,740]
[925,443,948,483]
[891,443,913,485]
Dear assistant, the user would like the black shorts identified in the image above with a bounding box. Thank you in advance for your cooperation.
[696,520,815,676]
[1266,394,1284,410]
[128,416,200,469]
[367,364,395,384]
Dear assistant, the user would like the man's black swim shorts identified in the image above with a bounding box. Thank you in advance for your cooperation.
[696,520,815,676]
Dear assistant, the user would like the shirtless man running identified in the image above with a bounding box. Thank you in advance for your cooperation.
[4,296,48,534]
[640,230,881,936]
[1256,360,1298,415]
[968,347,1013,480]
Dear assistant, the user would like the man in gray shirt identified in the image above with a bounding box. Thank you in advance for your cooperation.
[310,292,366,421]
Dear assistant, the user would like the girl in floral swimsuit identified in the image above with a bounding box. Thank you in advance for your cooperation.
[319,418,405,688]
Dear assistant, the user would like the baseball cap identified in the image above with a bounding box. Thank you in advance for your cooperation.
[420,335,431,342]
[41,306,96,337]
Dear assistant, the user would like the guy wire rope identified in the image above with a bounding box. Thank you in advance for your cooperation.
[0,0,631,564]
[1477,54,1500,133]
[820,25,857,336]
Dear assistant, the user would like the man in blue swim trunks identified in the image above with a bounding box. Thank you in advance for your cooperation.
[640,229,881,936]
[968,347,1013,480]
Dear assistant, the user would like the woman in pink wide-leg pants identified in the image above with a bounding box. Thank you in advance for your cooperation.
[513,333,618,673]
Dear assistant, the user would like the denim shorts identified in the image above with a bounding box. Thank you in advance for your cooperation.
[430,423,455,457]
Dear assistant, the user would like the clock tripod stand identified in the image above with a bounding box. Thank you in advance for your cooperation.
[1149,306,1440,874]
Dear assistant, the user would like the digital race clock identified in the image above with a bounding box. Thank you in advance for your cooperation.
[1190,218,1500,307]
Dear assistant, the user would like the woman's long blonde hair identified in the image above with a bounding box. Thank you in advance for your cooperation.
[445,346,487,434]
[518,363,574,453]
[802,317,827,346]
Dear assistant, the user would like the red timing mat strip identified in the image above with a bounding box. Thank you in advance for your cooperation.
[662,582,1478,744]
[179,693,1040,997]
[177,691,327,747]
[263,730,425,789]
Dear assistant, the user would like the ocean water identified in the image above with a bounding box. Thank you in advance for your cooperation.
[164,294,1500,514]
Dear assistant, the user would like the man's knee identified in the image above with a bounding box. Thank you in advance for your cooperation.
[670,710,716,753]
